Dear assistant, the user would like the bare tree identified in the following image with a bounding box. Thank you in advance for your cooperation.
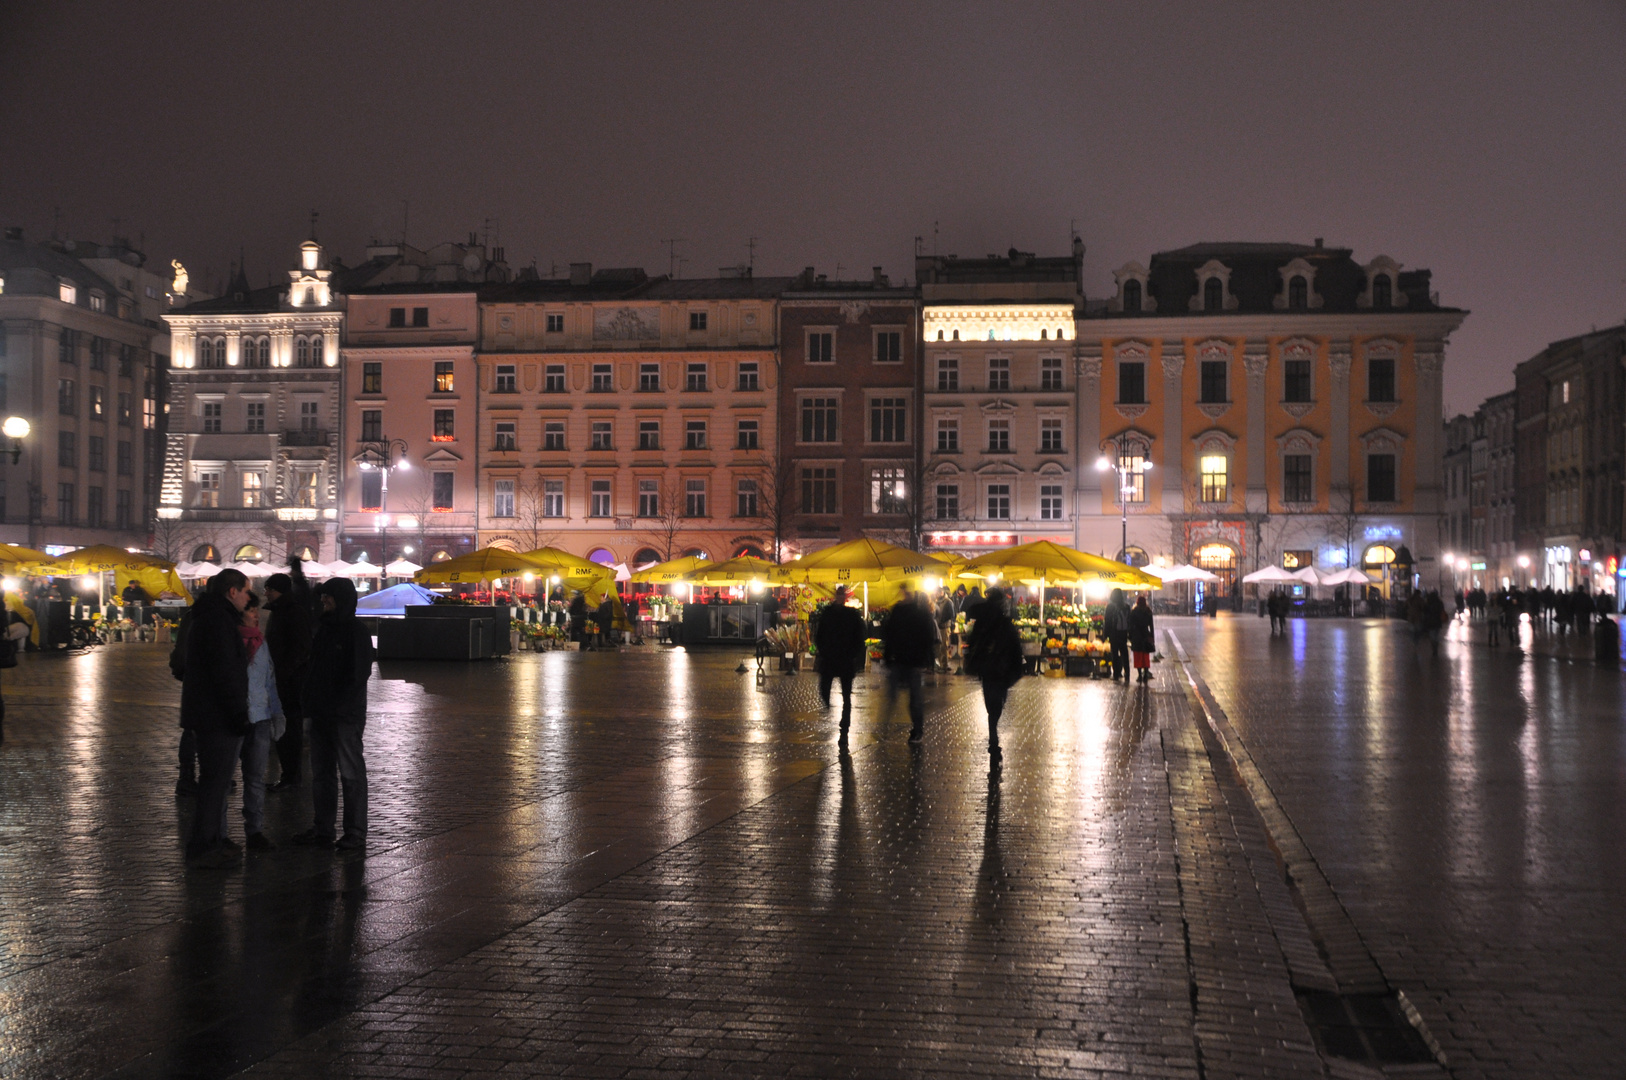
[514,474,558,553]
[868,455,933,554]
[639,477,690,563]
[743,451,800,562]
[396,484,434,560]
[1326,482,1363,570]
[150,513,201,563]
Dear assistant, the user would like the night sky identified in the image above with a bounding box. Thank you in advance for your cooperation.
[4,1,1623,414]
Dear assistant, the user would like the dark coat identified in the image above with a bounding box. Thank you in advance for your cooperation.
[263,593,312,716]
[303,579,375,726]
[814,602,866,676]
[965,610,1024,687]
[1127,603,1156,654]
[179,592,250,736]
[1103,598,1130,635]
[880,598,937,670]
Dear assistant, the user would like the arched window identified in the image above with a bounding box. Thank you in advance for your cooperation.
[632,547,662,569]
[733,544,766,559]
[1123,279,1141,313]
[1204,277,1223,312]
[234,544,263,563]
[586,547,616,566]
[1040,329,1048,340]
[936,329,944,340]
[198,338,214,367]
[682,547,709,560]
[1117,545,1149,567]
[256,338,270,366]
[191,543,220,563]
[1288,276,1307,310]
[1363,544,1396,568]
[1371,274,1391,309]
[295,337,310,367]
[951,329,959,341]
[311,337,324,366]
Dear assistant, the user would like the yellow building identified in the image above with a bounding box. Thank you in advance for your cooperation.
[1075,242,1466,598]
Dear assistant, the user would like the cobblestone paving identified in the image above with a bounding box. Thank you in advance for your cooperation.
[3,618,1608,1078]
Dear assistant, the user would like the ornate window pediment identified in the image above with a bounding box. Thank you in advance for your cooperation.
[1362,337,1402,359]
[1358,256,1407,309]
[1189,260,1238,313]
[1275,427,1323,455]
[929,460,963,479]
[1036,460,1069,477]
[1273,258,1324,310]
[1112,339,1152,361]
[974,460,1021,477]
[1359,425,1405,453]
[1195,338,1234,362]
[1193,427,1237,454]
[979,399,1018,415]
[421,446,464,463]
[1109,262,1156,314]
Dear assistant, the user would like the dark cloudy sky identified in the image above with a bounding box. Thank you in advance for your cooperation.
[4,1,1623,414]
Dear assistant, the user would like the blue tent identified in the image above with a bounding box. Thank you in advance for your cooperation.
[356,582,439,617]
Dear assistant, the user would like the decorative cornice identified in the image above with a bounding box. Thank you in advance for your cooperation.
[1275,426,1323,452]
[1364,400,1401,420]
[1279,337,1317,361]
[1196,400,1232,420]
[1078,356,1102,380]
[1280,400,1316,419]
[1113,402,1149,421]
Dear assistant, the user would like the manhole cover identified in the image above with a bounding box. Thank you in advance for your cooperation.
[1296,989,1441,1067]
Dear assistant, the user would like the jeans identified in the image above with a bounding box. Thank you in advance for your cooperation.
[275,712,304,782]
[187,728,243,858]
[982,680,1009,747]
[239,722,273,835]
[309,720,367,841]
[886,665,925,732]
[819,669,855,723]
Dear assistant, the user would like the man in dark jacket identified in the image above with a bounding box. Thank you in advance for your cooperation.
[964,587,1024,762]
[262,573,312,790]
[292,578,376,851]
[814,586,866,737]
[181,568,251,867]
[1103,588,1130,681]
[881,584,938,742]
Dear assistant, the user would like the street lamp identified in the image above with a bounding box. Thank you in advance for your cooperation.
[358,438,410,562]
[1096,446,1153,564]
[3,416,29,465]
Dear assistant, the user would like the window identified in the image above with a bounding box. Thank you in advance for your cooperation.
[587,363,611,392]
[986,484,1011,520]
[1284,359,1312,403]
[1030,418,1060,453]
[1288,275,1308,310]
[116,440,132,475]
[736,362,759,391]
[494,421,517,451]
[431,471,454,511]
[545,364,566,392]
[589,479,611,517]
[736,478,758,517]
[58,378,75,415]
[936,418,959,452]
[638,420,660,450]
[869,467,907,515]
[89,292,105,313]
[639,363,660,391]
[250,338,270,368]
[117,392,131,425]
[59,328,77,363]
[987,419,1010,452]
[90,337,106,371]
[494,364,516,393]
[493,478,515,517]
[875,330,901,364]
[590,421,612,450]
[388,307,406,328]
[294,337,310,367]
[543,479,564,517]
[90,386,104,417]
[1118,361,1146,405]
[1371,274,1392,309]
[434,361,454,393]
[58,431,76,467]
[362,362,382,394]
[736,418,759,450]
[241,471,263,508]
[85,486,103,526]
[358,470,383,510]
[143,397,156,429]
[801,467,837,514]
[987,357,1010,391]
[1368,358,1396,403]
[1123,279,1142,313]
[638,479,659,517]
[937,357,959,391]
[59,282,77,306]
[801,397,837,442]
[197,471,219,508]
[545,313,565,334]
[433,409,454,440]
[300,401,320,431]
[1284,454,1313,503]
[689,311,707,331]
[412,306,429,327]
[684,479,707,517]
[1204,277,1224,312]
[115,489,131,531]
[202,401,222,433]
[685,363,707,391]
[807,331,833,364]
[1040,484,1063,521]
[1041,356,1063,391]
[295,470,318,508]
[88,435,105,471]
[361,410,382,442]
[543,421,566,451]
[1116,451,1148,503]
[935,483,959,520]
[685,420,707,450]
[1367,453,1397,502]
[57,483,75,524]
[1200,454,1228,502]
[118,343,134,376]
[870,397,907,443]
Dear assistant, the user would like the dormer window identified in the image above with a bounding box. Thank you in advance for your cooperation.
[1123,279,1141,313]
[1371,274,1392,309]
[59,281,77,305]
[1288,276,1307,310]
[1204,278,1223,312]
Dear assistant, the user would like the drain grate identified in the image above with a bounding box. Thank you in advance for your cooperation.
[1296,990,1442,1067]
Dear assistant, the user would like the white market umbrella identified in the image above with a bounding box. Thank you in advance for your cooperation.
[318,560,356,577]
[384,558,423,577]
[346,561,383,577]
[1291,566,1325,587]
[1322,567,1374,586]
[1241,565,1299,585]
[299,560,336,579]
[611,562,631,583]
[1152,563,1220,583]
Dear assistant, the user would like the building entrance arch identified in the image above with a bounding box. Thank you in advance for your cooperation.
[1194,542,1237,597]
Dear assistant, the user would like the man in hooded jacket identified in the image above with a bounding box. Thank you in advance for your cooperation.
[262,572,312,790]
[292,578,376,851]
[181,568,252,867]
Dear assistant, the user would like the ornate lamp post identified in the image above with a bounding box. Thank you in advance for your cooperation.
[4,417,35,548]
[358,438,410,564]
[1095,441,1153,564]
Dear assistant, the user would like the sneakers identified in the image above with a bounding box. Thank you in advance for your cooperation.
[290,828,335,848]
[246,832,276,851]
[335,834,367,852]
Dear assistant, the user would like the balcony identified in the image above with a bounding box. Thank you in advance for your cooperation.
[281,429,330,447]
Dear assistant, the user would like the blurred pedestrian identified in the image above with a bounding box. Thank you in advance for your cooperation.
[1424,590,1447,656]
[568,591,589,649]
[263,573,311,792]
[180,569,252,868]
[1128,593,1156,683]
[1103,588,1130,681]
[292,578,375,852]
[0,587,27,744]
[814,585,865,737]
[881,583,937,742]
[237,591,284,851]
[933,588,956,673]
[964,587,1024,762]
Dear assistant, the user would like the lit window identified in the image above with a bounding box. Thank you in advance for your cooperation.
[869,467,907,515]
[432,409,454,440]
[493,479,515,517]
[295,471,318,508]
[362,362,382,394]
[1201,454,1228,502]
[197,471,220,508]
[241,472,264,508]
[1117,452,1147,503]
[434,361,454,393]
[59,282,77,305]
[89,385,104,417]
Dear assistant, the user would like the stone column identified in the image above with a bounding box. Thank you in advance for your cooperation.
[1160,344,1185,515]
[323,328,340,367]
[1329,341,1352,492]
[1414,343,1445,515]
[1243,341,1269,513]
[225,329,241,367]
[271,328,293,368]
[1075,342,1102,549]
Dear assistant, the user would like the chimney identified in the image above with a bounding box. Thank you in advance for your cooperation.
[493,247,504,264]
[1314,237,1323,249]
[569,262,592,286]
[872,266,887,285]
[469,232,479,246]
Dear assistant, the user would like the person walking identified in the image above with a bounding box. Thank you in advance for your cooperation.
[1424,590,1447,656]
[180,568,252,868]
[814,585,866,737]
[880,584,937,742]
[933,588,956,673]
[964,587,1024,763]
[292,578,376,852]
[0,587,27,744]
[1103,588,1130,681]
[237,592,284,851]
[1487,590,1504,647]
[568,591,589,649]
[262,573,311,792]
[1128,593,1156,683]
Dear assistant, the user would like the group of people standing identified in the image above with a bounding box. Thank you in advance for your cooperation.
[174,565,375,869]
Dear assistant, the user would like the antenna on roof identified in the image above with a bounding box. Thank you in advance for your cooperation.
[52,206,61,241]
[661,238,686,278]
[933,220,939,256]
[746,235,758,272]
[401,201,409,246]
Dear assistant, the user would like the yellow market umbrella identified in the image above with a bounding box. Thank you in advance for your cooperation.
[777,537,951,584]
[959,540,1161,590]
[628,555,712,585]
[43,545,194,606]
[413,547,551,586]
[0,543,54,570]
[683,555,780,588]
[519,547,613,589]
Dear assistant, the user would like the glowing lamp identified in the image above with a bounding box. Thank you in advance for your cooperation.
[2,416,30,440]
[1094,457,1111,472]
[396,459,410,471]
[1,577,16,591]
[80,577,97,590]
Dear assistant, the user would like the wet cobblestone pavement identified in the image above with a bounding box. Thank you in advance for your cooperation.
[0,616,1619,1078]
